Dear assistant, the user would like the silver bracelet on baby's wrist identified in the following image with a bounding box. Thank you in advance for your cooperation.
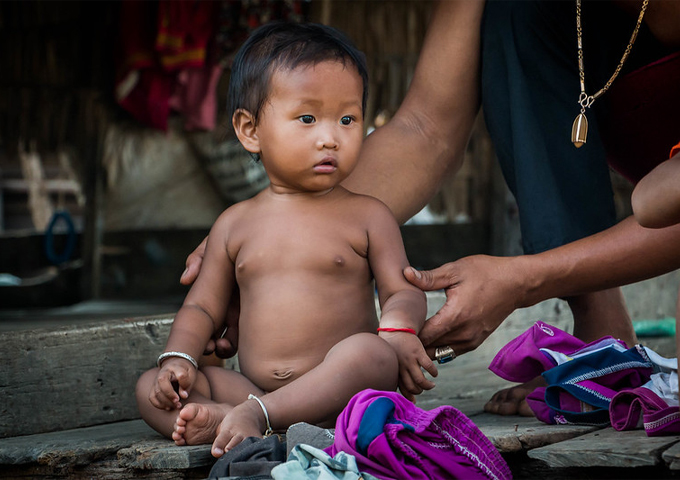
[157,351,198,369]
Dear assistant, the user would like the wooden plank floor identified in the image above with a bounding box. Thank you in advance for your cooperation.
[1,297,679,478]
[528,428,680,468]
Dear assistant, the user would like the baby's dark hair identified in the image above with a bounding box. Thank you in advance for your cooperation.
[227,22,368,124]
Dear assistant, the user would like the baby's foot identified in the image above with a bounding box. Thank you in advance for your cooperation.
[483,376,545,416]
[173,403,228,446]
[211,400,267,457]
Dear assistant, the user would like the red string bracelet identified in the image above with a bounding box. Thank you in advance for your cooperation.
[377,327,417,335]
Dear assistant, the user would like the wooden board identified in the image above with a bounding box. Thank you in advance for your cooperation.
[661,440,680,469]
[0,316,174,437]
[474,414,598,453]
[0,420,157,467]
[528,427,680,468]
[0,419,213,471]
[118,439,213,470]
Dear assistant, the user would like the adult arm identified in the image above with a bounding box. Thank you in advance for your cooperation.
[342,0,485,224]
[412,216,680,354]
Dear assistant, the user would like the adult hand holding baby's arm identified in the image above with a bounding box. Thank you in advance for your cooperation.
[151,355,198,410]
[180,237,207,286]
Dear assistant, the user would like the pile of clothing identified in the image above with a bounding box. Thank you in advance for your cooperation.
[208,389,512,480]
[489,321,679,436]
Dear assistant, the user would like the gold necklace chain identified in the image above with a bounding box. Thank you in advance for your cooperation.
[571,0,649,148]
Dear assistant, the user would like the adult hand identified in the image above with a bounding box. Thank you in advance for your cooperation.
[180,236,207,286]
[404,255,524,356]
[203,287,240,359]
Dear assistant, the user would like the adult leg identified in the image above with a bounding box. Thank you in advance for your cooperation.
[211,333,398,456]
[480,0,642,415]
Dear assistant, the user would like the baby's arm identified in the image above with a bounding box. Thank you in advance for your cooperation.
[152,212,237,410]
[365,199,437,401]
[632,150,680,229]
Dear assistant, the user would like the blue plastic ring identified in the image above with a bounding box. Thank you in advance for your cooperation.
[44,210,76,265]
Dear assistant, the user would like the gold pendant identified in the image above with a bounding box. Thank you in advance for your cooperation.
[571,112,588,148]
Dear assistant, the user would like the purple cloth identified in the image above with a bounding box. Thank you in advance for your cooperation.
[325,389,512,480]
[644,407,680,436]
[490,322,650,425]
[488,321,586,382]
[525,387,555,424]
[610,387,680,436]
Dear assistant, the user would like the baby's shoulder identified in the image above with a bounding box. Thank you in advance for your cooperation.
[212,197,258,230]
[344,189,394,217]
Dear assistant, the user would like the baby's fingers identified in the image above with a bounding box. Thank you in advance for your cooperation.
[398,365,424,396]
[419,351,439,379]
[399,379,416,403]
[158,372,185,408]
[150,380,179,410]
[411,367,436,392]
[175,378,191,401]
[405,356,436,393]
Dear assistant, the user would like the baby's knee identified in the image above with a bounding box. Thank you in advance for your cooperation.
[341,333,398,369]
[135,368,159,405]
[370,336,399,370]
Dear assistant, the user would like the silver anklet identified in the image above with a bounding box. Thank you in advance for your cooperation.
[248,394,273,436]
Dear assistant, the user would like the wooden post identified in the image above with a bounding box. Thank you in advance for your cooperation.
[79,92,106,300]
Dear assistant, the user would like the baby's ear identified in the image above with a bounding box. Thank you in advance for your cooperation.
[232,109,260,154]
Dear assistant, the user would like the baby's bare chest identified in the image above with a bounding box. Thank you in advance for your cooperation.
[232,220,370,279]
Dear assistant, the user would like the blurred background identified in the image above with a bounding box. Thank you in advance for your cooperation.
[0,0,634,317]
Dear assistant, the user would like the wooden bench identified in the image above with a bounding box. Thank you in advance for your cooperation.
[0,314,221,478]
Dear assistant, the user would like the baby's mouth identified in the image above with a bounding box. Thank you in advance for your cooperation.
[314,158,338,173]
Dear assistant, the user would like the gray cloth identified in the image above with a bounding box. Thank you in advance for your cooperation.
[208,435,286,480]
[286,423,335,457]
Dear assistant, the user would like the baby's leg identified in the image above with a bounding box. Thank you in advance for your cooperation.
[136,367,212,438]
[211,333,398,456]
[136,366,262,445]
[175,366,265,446]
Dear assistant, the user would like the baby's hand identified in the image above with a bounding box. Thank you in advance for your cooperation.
[211,399,267,457]
[379,331,437,402]
[150,358,196,410]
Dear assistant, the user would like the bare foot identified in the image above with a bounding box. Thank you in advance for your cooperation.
[211,400,267,457]
[484,376,546,416]
[173,403,229,446]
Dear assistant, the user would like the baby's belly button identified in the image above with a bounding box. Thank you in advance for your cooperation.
[271,369,295,380]
[241,359,307,387]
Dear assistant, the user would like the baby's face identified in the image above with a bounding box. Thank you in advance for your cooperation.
[254,60,364,194]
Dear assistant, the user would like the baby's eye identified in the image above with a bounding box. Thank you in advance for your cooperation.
[299,115,315,124]
[340,116,354,126]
